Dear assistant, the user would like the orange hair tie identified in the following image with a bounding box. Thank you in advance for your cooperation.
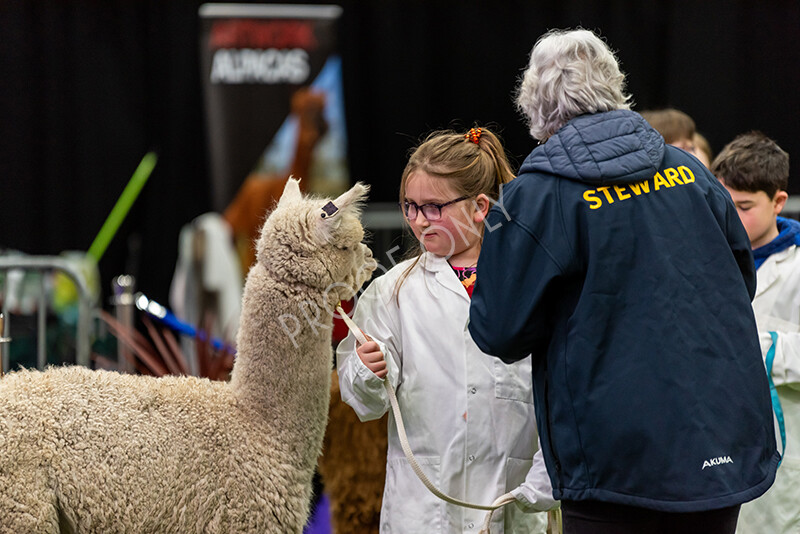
[465,127,482,145]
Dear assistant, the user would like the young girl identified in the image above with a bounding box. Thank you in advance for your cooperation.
[337,128,554,533]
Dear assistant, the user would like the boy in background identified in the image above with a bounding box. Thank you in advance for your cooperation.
[713,131,799,533]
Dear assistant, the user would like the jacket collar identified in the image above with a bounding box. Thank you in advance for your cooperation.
[753,216,800,269]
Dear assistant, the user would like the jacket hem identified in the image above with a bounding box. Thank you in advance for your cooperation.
[554,452,780,513]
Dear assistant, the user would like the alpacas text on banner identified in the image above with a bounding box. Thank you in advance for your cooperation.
[208,15,317,84]
[210,49,309,84]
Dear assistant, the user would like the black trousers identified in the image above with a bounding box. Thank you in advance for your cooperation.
[561,500,741,534]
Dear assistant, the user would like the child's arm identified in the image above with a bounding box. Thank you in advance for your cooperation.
[336,280,401,421]
[759,330,800,390]
[509,441,559,512]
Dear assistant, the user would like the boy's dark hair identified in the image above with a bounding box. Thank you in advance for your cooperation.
[711,131,789,198]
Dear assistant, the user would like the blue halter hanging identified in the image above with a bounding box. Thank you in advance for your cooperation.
[766,331,786,466]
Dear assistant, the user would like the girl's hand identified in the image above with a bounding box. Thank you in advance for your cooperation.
[356,333,388,379]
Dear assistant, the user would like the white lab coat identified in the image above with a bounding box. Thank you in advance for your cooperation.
[337,252,553,534]
[738,245,800,533]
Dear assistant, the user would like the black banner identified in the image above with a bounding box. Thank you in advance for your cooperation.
[199,3,348,211]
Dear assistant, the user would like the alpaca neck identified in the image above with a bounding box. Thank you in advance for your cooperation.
[229,271,334,453]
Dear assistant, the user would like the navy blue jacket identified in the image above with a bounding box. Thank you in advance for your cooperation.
[469,110,778,512]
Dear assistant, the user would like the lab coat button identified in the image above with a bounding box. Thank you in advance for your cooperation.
[468,455,475,462]
[470,387,477,394]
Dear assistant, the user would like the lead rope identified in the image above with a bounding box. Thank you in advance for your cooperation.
[336,305,513,534]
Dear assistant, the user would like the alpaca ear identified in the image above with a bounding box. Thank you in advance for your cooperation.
[278,177,303,207]
[313,182,369,245]
[331,182,369,213]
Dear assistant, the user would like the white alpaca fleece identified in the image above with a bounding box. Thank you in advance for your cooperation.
[0,178,377,534]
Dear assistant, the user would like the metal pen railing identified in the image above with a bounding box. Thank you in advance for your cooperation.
[0,256,95,373]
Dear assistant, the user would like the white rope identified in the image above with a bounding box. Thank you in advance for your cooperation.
[336,305,514,534]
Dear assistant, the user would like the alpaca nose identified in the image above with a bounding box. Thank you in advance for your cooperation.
[360,244,377,272]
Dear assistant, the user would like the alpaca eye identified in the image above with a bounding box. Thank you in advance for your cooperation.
[339,246,349,251]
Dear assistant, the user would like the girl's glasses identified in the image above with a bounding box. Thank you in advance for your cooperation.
[401,196,470,222]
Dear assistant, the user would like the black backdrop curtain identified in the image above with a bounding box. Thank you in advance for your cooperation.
[1,0,799,305]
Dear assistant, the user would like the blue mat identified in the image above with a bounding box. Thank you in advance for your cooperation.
[303,493,332,534]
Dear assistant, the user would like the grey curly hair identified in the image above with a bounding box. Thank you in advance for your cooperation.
[515,28,632,141]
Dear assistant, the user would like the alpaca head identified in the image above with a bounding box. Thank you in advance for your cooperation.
[256,178,377,303]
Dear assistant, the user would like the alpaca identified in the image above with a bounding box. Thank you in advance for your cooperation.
[0,178,376,534]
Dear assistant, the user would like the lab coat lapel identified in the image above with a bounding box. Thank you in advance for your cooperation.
[756,247,793,298]
[421,253,470,303]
